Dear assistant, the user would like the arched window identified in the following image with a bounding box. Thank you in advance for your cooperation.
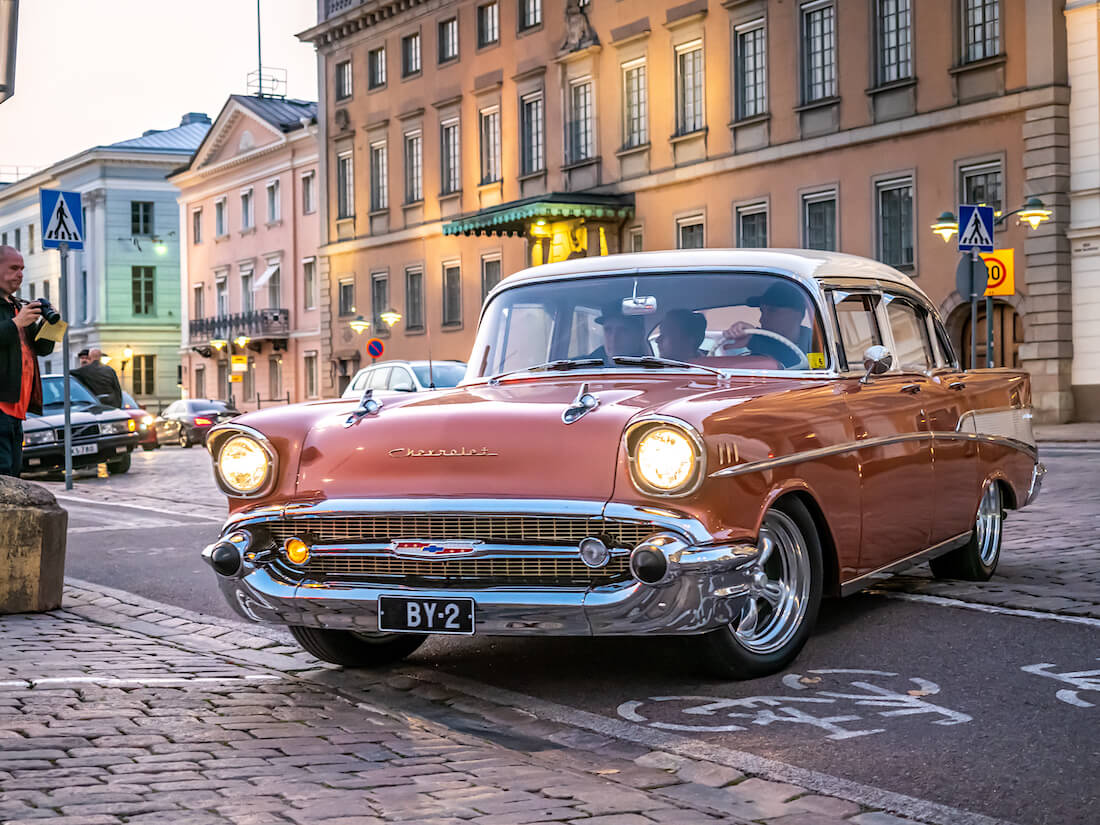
[957,300,1023,369]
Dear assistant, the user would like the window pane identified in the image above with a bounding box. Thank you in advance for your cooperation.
[737,209,768,248]
[372,276,388,329]
[370,144,388,211]
[481,258,501,301]
[804,196,836,251]
[965,0,1000,62]
[403,33,421,75]
[623,63,648,148]
[441,122,460,194]
[877,181,913,267]
[568,83,593,163]
[877,0,912,83]
[406,269,424,329]
[962,163,1003,213]
[478,2,499,46]
[522,95,544,174]
[886,298,933,370]
[480,110,501,183]
[802,4,836,101]
[443,264,461,325]
[678,221,704,249]
[405,133,422,202]
[677,47,703,133]
[834,294,882,367]
[736,26,767,119]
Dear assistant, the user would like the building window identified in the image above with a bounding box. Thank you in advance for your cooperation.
[337,151,355,218]
[438,17,458,63]
[675,41,704,135]
[736,204,768,248]
[628,226,643,252]
[368,46,387,89]
[963,0,1000,62]
[217,360,228,397]
[195,366,206,398]
[521,93,545,175]
[266,264,281,308]
[215,198,227,236]
[404,131,423,203]
[441,119,461,194]
[43,280,50,303]
[269,356,283,400]
[302,172,315,214]
[336,59,352,99]
[80,270,88,321]
[479,107,502,184]
[370,272,389,332]
[481,255,501,301]
[877,177,914,268]
[303,258,316,310]
[677,216,705,249]
[519,0,541,30]
[192,209,202,244]
[370,142,388,212]
[405,267,424,330]
[243,356,255,402]
[442,262,462,326]
[735,21,767,120]
[131,267,155,315]
[131,201,154,235]
[803,190,837,251]
[478,2,499,47]
[193,284,205,319]
[216,276,228,315]
[14,228,20,251]
[133,355,156,396]
[801,1,836,102]
[622,59,648,149]
[304,352,318,398]
[402,32,421,76]
[876,0,912,84]
[27,224,34,254]
[240,188,254,230]
[338,277,355,316]
[961,160,1003,213]
[240,270,254,312]
[567,79,594,164]
[266,179,280,223]
[1,231,6,246]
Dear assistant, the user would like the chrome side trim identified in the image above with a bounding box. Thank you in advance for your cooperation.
[205,423,280,499]
[840,531,971,597]
[709,430,1038,479]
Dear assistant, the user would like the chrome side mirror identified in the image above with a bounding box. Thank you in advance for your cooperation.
[860,345,893,384]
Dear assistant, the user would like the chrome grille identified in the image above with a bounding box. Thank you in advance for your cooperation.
[59,423,99,440]
[264,515,657,549]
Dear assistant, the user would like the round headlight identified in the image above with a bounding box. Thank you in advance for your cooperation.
[217,435,270,494]
[635,426,696,492]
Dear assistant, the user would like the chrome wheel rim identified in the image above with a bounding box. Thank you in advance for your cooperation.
[975,483,1003,565]
[732,509,811,654]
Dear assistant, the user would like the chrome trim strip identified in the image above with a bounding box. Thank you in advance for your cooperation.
[840,531,971,597]
[709,430,1038,479]
[205,423,280,499]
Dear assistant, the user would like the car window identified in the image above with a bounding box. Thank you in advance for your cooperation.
[41,376,98,408]
[389,369,415,392]
[368,367,391,390]
[833,293,882,370]
[349,369,370,392]
[884,296,933,372]
[410,363,467,387]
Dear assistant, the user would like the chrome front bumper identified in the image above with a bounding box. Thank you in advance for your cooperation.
[202,499,759,636]
[1025,461,1046,506]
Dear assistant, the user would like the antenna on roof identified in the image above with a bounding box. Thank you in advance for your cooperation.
[247,1,287,99]
[256,0,263,97]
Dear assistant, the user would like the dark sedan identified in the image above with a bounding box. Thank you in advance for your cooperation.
[22,375,140,475]
[155,399,239,448]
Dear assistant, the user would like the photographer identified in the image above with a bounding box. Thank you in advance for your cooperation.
[0,245,57,477]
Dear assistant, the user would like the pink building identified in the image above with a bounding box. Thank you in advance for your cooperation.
[172,95,321,410]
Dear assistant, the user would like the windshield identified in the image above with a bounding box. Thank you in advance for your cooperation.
[42,376,99,408]
[411,363,466,388]
[468,272,829,378]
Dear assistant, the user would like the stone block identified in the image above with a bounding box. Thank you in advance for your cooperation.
[0,477,68,614]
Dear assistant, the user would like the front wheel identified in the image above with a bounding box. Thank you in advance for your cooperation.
[929,482,1003,581]
[289,625,427,667]
[698,498,823,680]
[106,454,131,475]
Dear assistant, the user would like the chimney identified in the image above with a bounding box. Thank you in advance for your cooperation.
[179,112,212,126]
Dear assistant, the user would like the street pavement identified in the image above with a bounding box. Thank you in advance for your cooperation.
[6,440,1098,825]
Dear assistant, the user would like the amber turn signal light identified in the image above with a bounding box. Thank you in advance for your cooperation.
[285,538,310,566]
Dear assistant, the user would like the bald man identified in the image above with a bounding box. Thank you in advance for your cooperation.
[73,346,123,409]
[0,245,57,476]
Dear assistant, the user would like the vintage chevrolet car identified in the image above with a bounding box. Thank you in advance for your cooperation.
[201,250,1044,678]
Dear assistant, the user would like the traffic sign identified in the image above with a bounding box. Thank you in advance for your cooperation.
[955,254,989,298]
[229,373,243,383]
[367,338,384,358]
[980,249,1015,296]
[231,355,248,373]
[40,189,84,250]
[957,204,995,253]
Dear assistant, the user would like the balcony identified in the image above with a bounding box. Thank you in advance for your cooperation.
[190,309,289,344]
[325,0,363,19]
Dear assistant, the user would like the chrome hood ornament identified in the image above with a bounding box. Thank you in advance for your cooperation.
[344,388,383,427]
[562,382,600,424]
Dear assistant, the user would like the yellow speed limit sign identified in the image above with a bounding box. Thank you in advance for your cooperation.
[980,249,1014,296]
[229,374,243,383]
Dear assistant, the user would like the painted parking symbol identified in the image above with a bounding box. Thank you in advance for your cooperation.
[617,669,972,741]
[1021,658,1100,707]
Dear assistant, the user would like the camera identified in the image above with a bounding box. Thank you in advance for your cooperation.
[36,298,61,325]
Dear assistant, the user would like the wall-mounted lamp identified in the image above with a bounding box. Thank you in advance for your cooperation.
[930,212,958,243]
[233,335,250,348]
[348,315,370,334]
[209,338,228,351]
[380,309,401,328]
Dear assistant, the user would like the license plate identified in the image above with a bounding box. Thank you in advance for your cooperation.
[71,444,97,456]
[378,596,474,635]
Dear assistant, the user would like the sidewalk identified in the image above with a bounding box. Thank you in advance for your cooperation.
[0,580,942,825]
[1033,423,1100,441]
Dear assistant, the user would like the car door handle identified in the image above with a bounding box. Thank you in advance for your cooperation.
[900,384,922,395]
[949,381,966,391]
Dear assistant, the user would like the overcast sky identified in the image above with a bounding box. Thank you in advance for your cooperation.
[0,0,318,173]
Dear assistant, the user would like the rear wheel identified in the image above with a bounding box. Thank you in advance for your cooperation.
[698,498,823,680]
[106,453,131,475]
[929,482,1003,581]
[289,626,427,668]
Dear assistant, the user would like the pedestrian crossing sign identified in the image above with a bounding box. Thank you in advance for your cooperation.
[957,204,994,253]
[40,189,85,250]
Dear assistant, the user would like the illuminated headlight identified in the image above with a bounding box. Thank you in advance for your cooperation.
[23,429,55,446]
[628,421,704,496]
[100,420,130,435]
[141,415,153,427]
[217,435,271,495]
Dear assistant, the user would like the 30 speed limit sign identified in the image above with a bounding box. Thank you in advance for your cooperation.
[980,249,1015,296]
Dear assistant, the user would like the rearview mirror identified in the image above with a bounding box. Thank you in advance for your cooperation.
[860,345,893,384]
[621,295,657,316]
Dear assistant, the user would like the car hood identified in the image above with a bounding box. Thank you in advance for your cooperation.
[25,407,129,431]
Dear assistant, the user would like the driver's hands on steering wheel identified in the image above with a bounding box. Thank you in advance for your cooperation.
[718,321,755,351]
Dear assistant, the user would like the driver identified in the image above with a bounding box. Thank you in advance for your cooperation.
[589,303,649,360]
[656,309,707,362]
[717,282,811,368]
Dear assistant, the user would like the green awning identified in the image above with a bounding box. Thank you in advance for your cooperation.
[442,192,634,237]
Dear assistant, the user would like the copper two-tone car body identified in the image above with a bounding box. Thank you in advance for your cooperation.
[202,251,1043,677]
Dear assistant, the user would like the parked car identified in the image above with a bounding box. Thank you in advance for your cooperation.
[22,375,140,475]
[341,360,468,399]
[155,399,239,448]
[200,251,1044,679]
[118,391,159,452]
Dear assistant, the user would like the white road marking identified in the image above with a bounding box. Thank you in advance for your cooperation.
[1021,660,1100,708]
[0,674,282,689]
[870,590,1100,628]
[53,494,224,523]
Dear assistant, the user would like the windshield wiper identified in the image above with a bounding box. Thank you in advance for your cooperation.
[487,358,605,385]
[612,355,728,379]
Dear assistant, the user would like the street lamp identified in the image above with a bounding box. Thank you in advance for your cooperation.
[1016,197,1053,230]
[348,315,370,334]
[930,212,958,243]
[380,309,401,328]
[233,335,250,348]
[210,338,227,351]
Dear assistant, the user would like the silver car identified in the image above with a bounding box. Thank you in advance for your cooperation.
[341,360,467,398]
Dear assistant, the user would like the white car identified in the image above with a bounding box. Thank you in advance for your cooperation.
[341,359,468,399]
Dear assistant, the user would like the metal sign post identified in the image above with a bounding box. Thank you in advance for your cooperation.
[58,241,72,489]
[956,204,995,371]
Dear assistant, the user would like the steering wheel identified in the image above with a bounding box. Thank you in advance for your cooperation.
[717,328,809,370]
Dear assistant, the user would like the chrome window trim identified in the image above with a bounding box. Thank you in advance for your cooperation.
[206,423,280,499]
[623,414,708,498]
